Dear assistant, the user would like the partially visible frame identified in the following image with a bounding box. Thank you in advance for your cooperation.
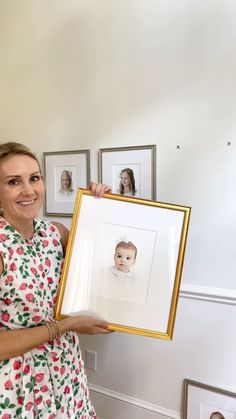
[98,145,156,200]
[183,379,236,419]
[55,189,191,340]
[43,150,90,217]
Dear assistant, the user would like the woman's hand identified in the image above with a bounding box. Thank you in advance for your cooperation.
[60,315,112,335]
[89,182,112,197]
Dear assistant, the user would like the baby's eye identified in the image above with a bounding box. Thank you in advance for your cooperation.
[8,178,19,186]
[126,257,131,260]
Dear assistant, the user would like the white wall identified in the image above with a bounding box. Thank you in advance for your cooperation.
[0,1,236,417]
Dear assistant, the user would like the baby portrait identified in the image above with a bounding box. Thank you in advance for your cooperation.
[91,222,156,305]
[109,240,137,280]
[209,413,225,419]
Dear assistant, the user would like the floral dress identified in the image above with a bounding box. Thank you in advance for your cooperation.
[0,217,96,419]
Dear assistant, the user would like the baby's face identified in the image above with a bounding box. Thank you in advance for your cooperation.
[114,247,136,272]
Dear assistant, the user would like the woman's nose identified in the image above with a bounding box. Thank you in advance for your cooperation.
[22,182,34,194]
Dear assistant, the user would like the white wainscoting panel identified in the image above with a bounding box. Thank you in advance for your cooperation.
[90,385,180,419]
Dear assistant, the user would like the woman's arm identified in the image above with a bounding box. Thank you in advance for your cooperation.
[0,316,111,362]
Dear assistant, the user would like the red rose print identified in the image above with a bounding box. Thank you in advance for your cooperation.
[13,360,22,370]
[30,267,38,276]
[5,275,13,285]
[3,298,12,305]
[35,373,44,383]
[15,373,21,379]
[26,402,33,411]
[19,282,27,290]
[1,414,11,419]
[23,307,29,311]
[64,385,70,394]
[16,246,24,255]
[33,316,41,323]
[0,233,7,241]
[38,264,44,271]
[9,262,17,271]
[41,385,49,393]
[25,293,34,302]
[39,282,44,289]
[45,259,51,267]
[47,277,53,284]
[23,365,30,374]
[78,399,83,409]
[42,240,49,247]
[4,379,13,390]
[36,396,43,405]
[60,366,66,375]
[1,313,10,322]
[46,399,51,406]
[53,238,59,246]
[18,396,23,405]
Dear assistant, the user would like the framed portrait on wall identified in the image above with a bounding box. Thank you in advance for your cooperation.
[43,150,90,217]
[55,189,191,340]
[98,145,156,200]
[183,379,236,419]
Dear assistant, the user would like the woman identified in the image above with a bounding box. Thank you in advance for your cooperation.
[0,142,112,418]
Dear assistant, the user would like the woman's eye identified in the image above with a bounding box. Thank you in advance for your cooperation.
[8,179,19,186]
[31,175,41,182]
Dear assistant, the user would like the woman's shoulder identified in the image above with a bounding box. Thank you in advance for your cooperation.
[51,221,70,252]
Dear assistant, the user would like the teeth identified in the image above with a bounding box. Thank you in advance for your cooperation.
[18,200,35,206]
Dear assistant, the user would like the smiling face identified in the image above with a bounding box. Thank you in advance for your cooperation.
[61,171,71,191]
[114,246,136,273]
[120,171,131,188]
[0,154,44,228]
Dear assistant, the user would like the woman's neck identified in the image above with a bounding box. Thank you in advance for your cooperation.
[2,214,35,239]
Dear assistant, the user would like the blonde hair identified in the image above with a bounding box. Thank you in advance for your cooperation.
[0,142,40,169]
[115,241,137,259]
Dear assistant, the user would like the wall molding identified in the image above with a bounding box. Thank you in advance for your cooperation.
[180,283,236,306]
[89,384,180,419]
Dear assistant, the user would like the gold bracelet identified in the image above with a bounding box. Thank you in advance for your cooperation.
[51,320,62,339]
[45,322,53,341]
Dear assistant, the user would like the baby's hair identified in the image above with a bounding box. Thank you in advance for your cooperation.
[119,168,136,195]
[209,413,225,419]
[115,241,137,259]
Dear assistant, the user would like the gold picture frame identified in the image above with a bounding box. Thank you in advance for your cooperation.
[55,189,191,340]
